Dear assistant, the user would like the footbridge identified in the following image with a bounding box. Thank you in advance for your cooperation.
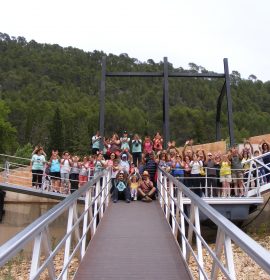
[1,155,270,279]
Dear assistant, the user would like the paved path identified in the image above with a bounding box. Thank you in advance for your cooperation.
[74,200,191,280]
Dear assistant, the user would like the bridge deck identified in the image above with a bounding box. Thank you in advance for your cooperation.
[74,201,192,280]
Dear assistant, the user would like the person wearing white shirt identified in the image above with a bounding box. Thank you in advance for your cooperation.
[189,154,203,197]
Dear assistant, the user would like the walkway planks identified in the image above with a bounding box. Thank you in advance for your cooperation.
[74,201,192,280]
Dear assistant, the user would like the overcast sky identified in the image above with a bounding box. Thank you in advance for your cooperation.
[1,0,269,81]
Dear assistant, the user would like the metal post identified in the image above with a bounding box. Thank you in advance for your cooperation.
[223,58,235,146]
[99,56,106,151]
[163,57,170,145]
[216,82,226,141]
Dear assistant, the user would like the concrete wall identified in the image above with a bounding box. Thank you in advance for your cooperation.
[0,191,68,246]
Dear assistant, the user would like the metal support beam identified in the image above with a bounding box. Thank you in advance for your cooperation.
[106,72,225,78]
[99,56,106,151]
[169,72,224,78]
[163,57,170,145]
[107,72,163,77]
[101,57,232,147]
[216,82,226,141]
[224,58,235,146]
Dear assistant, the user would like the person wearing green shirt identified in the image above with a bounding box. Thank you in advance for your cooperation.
[31,147,46,189]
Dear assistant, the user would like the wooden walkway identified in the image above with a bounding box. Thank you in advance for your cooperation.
[74,201,192,280]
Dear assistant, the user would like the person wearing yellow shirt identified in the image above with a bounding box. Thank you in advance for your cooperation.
[220,154,232,197]
[130,174,140,201]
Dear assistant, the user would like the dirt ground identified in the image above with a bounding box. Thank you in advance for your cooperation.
[0,233,269,280]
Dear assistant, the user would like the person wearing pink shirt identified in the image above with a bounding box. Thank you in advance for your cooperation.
[143,135,153,154]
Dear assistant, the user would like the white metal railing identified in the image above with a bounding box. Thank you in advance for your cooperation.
[0,168,111,280]
[157,167,270,280]
[2,151,270,198]
[166,151,270,198]
[0,154,97,194]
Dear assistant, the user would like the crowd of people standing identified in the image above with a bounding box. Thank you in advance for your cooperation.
[30,130,270,200]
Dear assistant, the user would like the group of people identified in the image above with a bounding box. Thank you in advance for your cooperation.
[159,138,269,198]
[30,130,270,200]
[30,147,105,194]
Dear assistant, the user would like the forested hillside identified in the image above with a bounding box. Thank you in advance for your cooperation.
[0,32,270,155]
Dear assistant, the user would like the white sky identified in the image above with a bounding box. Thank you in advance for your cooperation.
[1,0,270,81]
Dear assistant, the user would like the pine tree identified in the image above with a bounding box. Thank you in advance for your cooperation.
[48,107,64,153]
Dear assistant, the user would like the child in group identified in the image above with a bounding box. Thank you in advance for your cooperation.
[130,174,140,201]
[60,151,72,194]
[79,156,89,187]
[220,154,232,197]
[129,162,140,177]
[43,162,52,191]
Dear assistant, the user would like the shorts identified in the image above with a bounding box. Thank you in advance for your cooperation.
[231,171,243,183]
[50,172,60,180]
[79,175,88,186]
[220,175,232,183]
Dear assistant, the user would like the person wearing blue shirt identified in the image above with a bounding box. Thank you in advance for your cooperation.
[112,171,131,203]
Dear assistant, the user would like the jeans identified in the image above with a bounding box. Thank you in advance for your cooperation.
[112,187,131,201]
[32,169,43,188]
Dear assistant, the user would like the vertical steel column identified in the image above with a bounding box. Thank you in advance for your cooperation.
[216,82,226,141]
[224,58,235,146]
[99,56,106,151]
[163,57,170,145]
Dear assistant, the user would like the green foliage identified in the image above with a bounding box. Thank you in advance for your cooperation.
[14,143,33,158]
[48,107,64,153]
[14,143,33,165]
[0,32,270,154]
[0,100,17,153]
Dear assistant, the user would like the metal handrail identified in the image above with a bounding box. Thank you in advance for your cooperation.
[0,168,111,280]
[3,150,270,197]
[0,159,98,193]
[0,153,32,162]
[157,167,270,279]
[168,151,270,198]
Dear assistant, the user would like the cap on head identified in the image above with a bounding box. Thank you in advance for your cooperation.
[142,170,149,177]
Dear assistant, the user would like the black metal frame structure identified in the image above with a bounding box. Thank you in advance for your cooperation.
[99,56,234,147]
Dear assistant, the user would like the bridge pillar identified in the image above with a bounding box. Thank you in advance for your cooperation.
[224,58,235,146]
[99,56,106,151]
[216,59,235,146]
[163,57,170,145]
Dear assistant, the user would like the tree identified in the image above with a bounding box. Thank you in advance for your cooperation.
[188,62,199,73]
[230,70,241,86]
[1,33,270,149]
[0,101,17,153]
[48,107,64,153]
[248,74,257,82]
